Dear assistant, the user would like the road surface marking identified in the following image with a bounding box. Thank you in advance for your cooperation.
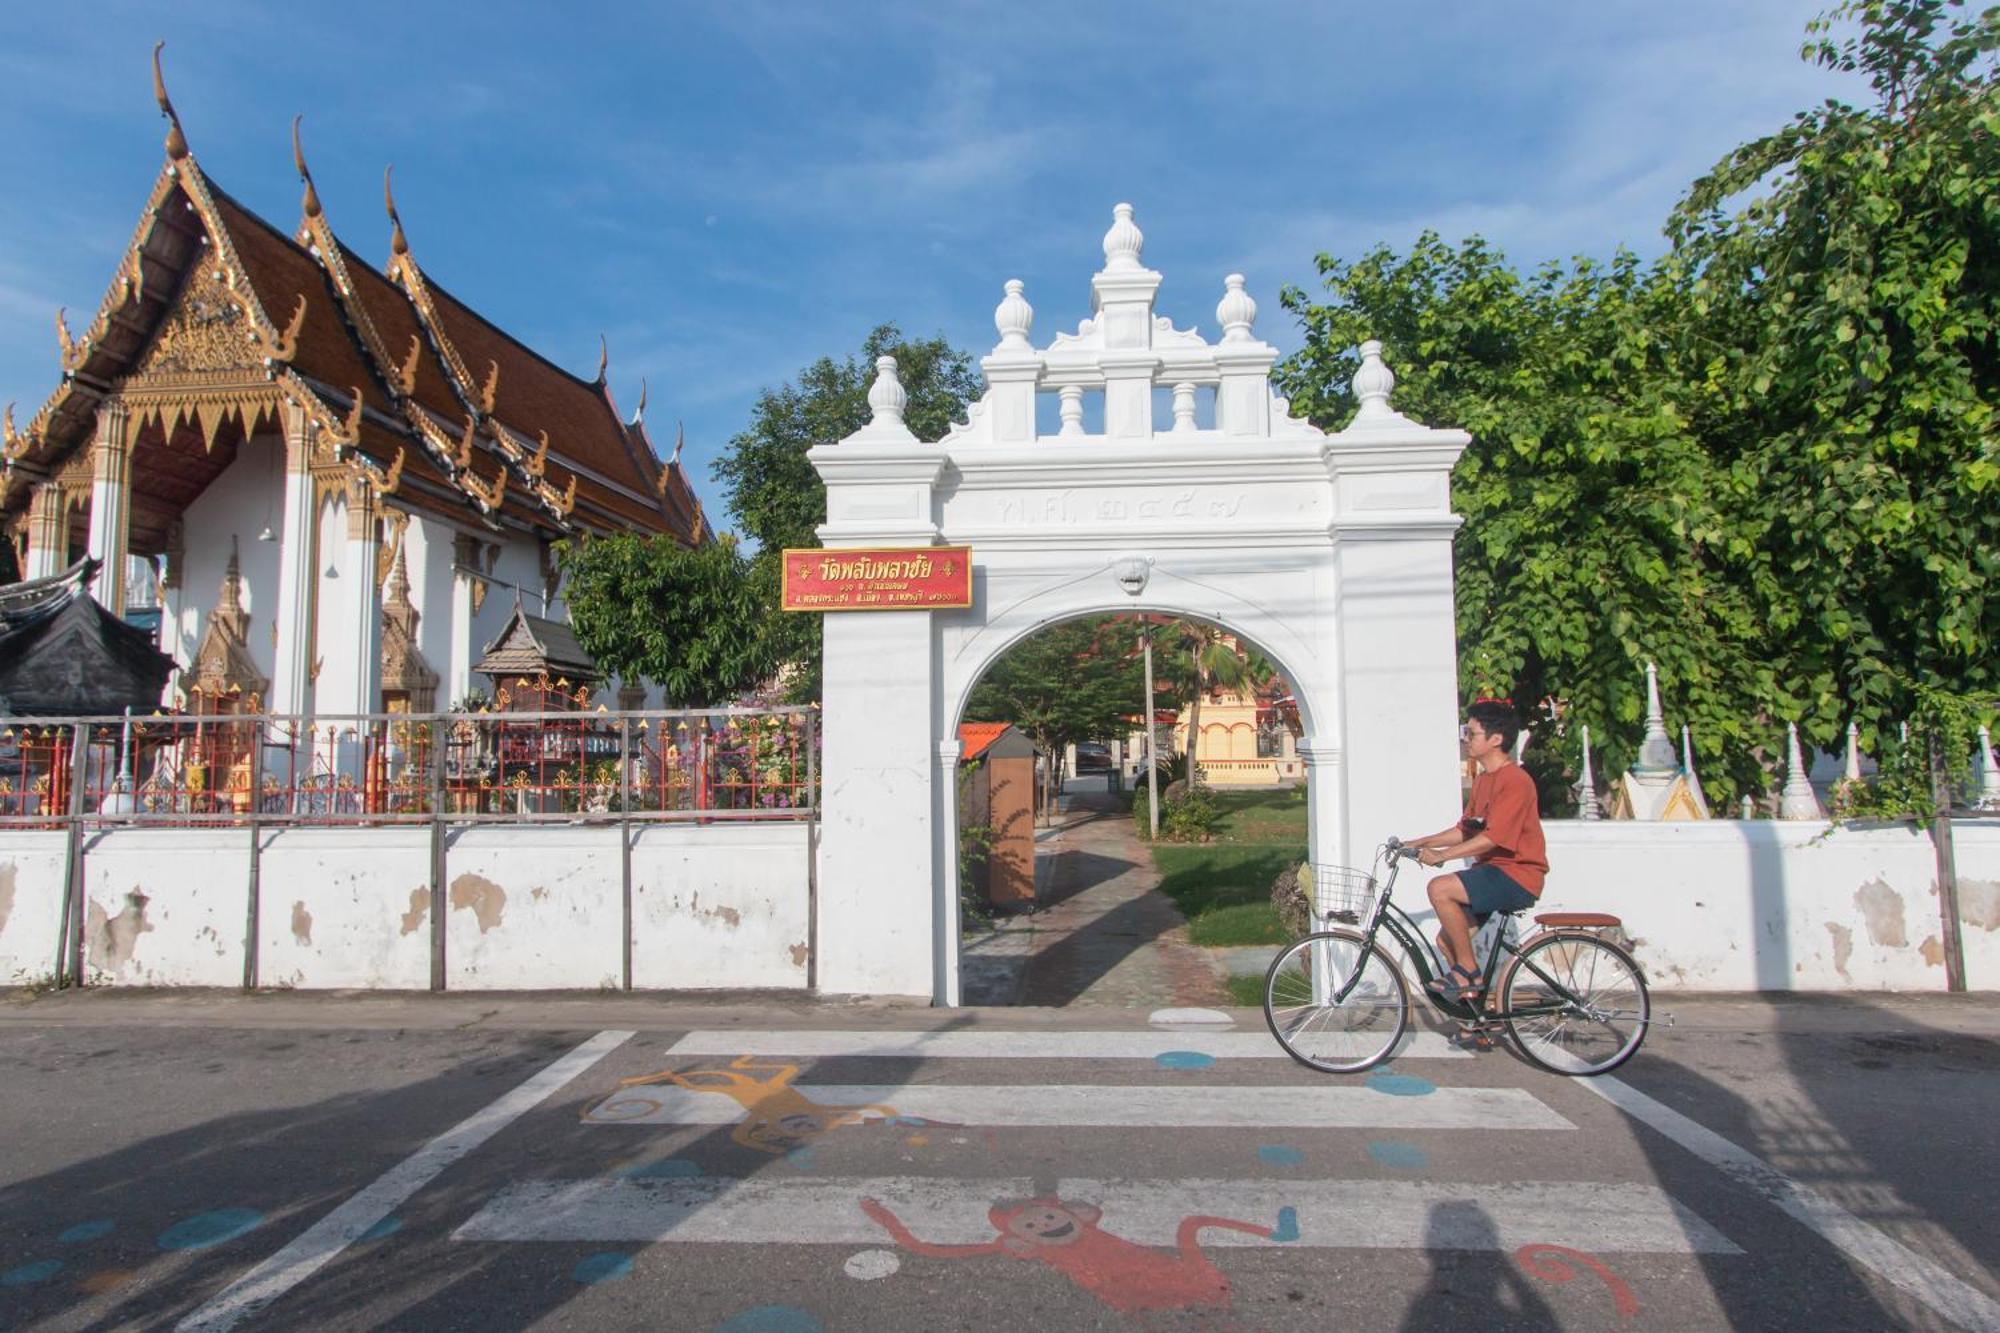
[1590,1075,2000,1332]
[664,1029,1468,1060]
[584,1082,1570,1130]
[454,1175,1738,1254]
[176,1029,634,1333]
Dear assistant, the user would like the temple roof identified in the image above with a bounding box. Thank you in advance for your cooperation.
[0,558,176,716]
[474,603,601,682]
[2,50,705,551]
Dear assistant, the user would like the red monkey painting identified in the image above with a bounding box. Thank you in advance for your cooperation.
[859,1193,1295,1315]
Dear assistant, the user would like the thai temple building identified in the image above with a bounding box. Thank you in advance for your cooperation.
[0,51,706,720]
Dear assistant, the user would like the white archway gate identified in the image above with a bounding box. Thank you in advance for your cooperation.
[809,205,1469,1003]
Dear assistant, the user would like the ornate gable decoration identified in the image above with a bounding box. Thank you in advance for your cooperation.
[138,265,254,375]
[380,540,438,710]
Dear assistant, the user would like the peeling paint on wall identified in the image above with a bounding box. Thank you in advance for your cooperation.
[449,873,507,933]
[1823,923,1853,983]
[1959,879,2000,932]
[1919,935,1945,968]
[790,942,809,969]
[86,890,154,974]
[290,901,313,946]
[399,888,429,936]
[1854,880,1908,948]
[531,886,549,902]
[0,862,15,938]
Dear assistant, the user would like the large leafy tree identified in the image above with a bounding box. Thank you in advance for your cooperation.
[1146,620,1267,784]
[1668,0,2000,760]
[1276,240,1779,801]
[963,617,1147,817]
[556,532,771,707]
[1275,1,2000,802]
[713,324,982,699]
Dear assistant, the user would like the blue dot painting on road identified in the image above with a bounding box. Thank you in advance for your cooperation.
[158,1208,265,1252]
[58,1220,114,1243]
[626,1157,703,1180]
[1366,1072,1436,1097]
[714,1305,825,1333]
[573,1252,635,1285]
[1,1259,63,1287]
[1154,1050,1217,1070]
[358,1217,403,1242]
[1368,1140,1431,1170]
[1257,1145,1305,1166]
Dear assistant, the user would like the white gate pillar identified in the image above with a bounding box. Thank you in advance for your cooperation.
[809,357,950,998]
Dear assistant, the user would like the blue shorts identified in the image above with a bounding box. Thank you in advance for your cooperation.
[1460,864,1537,919]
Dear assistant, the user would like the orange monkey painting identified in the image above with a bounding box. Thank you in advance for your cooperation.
[586,1055,897,1154]
[860,1193,1296,1315]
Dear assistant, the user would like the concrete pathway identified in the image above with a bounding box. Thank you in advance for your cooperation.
[960,792,1228,1008]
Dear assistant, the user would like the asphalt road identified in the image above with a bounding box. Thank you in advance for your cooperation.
[0,991,1994,1331]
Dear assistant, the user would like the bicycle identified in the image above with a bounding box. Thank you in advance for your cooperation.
[1262,837,1651,1076]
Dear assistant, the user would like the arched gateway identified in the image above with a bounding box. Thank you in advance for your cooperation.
[809,205,1470,1003]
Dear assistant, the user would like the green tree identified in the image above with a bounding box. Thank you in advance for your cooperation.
[713,324,982,700]
[556,532,771,707]
[1668,0,2000,765]
[1148,620,1265,785]
[1275,238,1779,803]
[963,617,1146,819]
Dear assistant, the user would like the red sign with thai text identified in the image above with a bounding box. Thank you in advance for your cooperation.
[780,546,972,611]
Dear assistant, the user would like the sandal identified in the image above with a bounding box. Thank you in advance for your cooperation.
[1426,963,1484,1001]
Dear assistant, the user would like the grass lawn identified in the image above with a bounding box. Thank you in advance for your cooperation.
[1223,973,1268,1008]
[1146,788,1306,947]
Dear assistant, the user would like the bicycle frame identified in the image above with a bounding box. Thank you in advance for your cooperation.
[1327,842,1601,1025]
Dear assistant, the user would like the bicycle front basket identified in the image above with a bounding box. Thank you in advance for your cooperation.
[1304,863,1381,927]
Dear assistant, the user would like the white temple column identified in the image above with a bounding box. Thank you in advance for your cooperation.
[329,488,382,719]
[269,406,319,718]
[24,484,67,580]
[84,399,131,612]
[449,532,479,708]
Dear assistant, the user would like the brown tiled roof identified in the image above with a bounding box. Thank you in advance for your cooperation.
[475,605,600,680]
[330,238,463,421]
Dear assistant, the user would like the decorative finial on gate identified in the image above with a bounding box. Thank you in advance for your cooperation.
[1779,722,1825,820]
[292,116,321,219]
[384,166,409,257]
[867,355,908,427]
[1217,274,1256,343]
[153,42,189,161]
[994,279,1033,351]
[1351,340,1399,423]
[1576,724,1602,820]
[1634,661,1677,776]
[1102,202,1143,271]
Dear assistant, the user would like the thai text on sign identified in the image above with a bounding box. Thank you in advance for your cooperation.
[780,546,972,611]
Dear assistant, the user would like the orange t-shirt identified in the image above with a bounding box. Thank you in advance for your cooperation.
[1461,762,1548,894]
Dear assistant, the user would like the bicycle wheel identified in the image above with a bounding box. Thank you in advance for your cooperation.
[1498,930,1650,1076]
[1263,929,1409,1074]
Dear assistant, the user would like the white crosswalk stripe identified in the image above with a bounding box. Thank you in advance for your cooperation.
[455,1176,1741,1255]
[663,1029,1469,1060]
[583,1082,1572,1130]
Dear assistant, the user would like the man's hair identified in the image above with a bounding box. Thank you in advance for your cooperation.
[1467,700,1520,753]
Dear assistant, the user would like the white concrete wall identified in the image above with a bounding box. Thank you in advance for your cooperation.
[0,833,66,986]
[1520,819,2000,991]
[0,821,813,992]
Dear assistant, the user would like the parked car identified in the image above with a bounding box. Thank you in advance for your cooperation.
[1073,742,1113,773]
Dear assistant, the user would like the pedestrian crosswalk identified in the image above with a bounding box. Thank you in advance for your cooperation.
[458,1026,1743,1276]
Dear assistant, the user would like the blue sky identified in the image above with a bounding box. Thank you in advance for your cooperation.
[0,3,1860,534]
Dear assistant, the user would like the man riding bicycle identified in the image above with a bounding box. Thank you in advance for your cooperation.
[1400,700,1549,1035]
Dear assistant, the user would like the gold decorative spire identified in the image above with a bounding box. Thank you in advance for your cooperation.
[394,334,422,396]
[632,377,647,425]
[595,334,608,384]
[384,165,408,257]
[479,359,500,416]
[152,42,188,161]
[671,420,684,465]
[524,429,549,479]
[291,115,321,219]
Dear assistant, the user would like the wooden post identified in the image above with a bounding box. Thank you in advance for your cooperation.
[1929,735,1967,993]
[54,722,91,987]
[242,719,266,990]
[619,716,633,992]
[429,715,447,991]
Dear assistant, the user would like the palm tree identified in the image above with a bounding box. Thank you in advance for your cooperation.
[1163,621,1262,786]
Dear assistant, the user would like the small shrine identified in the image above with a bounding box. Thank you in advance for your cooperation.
[0,557,174,716]
[1607,662,1708,821]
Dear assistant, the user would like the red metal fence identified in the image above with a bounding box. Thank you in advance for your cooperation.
[0,707,818,827]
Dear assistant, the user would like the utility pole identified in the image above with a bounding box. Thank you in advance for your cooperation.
[1143,623,1160,840]
[1928,733,1967,993]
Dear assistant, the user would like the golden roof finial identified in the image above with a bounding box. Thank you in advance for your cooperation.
[479,360,500,416]
[631,377,647,426]
[152,42,188,161]
[595,334,608,384]
[384,165,408,257]
[672,419,685,466]
[291,115,321,219]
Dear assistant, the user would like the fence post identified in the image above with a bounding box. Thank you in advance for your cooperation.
[54,721,91,988]
[429,714,447,992]
[619,716,633,992]
[243,719,266,990]
[1928,735,1967,993]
